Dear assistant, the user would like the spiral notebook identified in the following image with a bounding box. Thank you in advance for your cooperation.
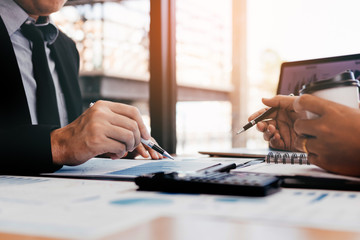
[199,148,309,165]
[266,151,309,165]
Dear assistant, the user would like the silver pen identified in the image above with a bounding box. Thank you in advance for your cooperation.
[141,138,174,160]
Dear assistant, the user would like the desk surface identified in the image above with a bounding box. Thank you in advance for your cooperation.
[1,215,360,240]
[1,158,360,240]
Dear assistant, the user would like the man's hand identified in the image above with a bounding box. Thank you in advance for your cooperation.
[248,95,300,151]
[50,100,155,166]
[293,94,360,177]
[124,137,164,160]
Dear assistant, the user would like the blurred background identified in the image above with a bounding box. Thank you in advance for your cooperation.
[52,0,360,155]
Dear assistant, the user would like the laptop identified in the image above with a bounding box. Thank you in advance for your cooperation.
[277,53,360,95]
[199,53,360,158]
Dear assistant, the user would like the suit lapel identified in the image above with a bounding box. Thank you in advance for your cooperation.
[0,16,31,125]
[0,16,82,126]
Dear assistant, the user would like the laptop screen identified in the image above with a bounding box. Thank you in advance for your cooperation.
[277,54,360,96]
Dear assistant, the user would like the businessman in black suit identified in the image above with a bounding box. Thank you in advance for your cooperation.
[0,0,162,174]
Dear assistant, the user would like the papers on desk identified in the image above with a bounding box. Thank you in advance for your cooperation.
[0,176,147,239]
[184,188,360,233]
[2,155,360,239]
[232,162,360,182]
[1,175,359,240]
[43,157,219,180]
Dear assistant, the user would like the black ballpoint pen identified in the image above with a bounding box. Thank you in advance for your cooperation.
[237,93,294,135]
[236,107,277,135]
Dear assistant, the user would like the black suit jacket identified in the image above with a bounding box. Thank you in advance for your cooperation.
[0,17,83,174]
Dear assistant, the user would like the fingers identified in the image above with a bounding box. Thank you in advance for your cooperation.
[52,100,157,165]
[108,153,124,160]
[257,122,286,150]
[94,101,164,160]
[263,124,276,141]
[137,137,166,159]
[249,95,297,122]
[144,137,164,159]
[121,137,164,160]
[256,121,268,132]
[104,124,139,152]
[294,135,308,153]
[262,95,297,111]
[269,132,284,149]
[249,108,269,121]
[293,94,328,116]
[146,146,163,160]
[294,118,324,137]
[93,133,129,157]
[257,122,277,141]
[107,114,141,150]
[106,101,151,139]
[256,122,278,144]
[247,96,300,152]
[134,143,150,158]
[90,100,147,151]
[294,135,318,156]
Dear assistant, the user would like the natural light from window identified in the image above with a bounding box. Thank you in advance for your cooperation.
[245,0,360,148]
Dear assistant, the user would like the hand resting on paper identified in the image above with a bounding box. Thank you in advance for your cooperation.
[50,100,163,166]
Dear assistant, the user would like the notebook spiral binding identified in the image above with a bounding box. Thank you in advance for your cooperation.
[266,152,309,165]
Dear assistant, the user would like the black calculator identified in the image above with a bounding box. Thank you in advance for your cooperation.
[135,171,281,197]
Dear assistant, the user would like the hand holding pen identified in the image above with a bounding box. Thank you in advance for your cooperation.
[237,94,298,151]
[51,100,163,166]
[141,138,174,160]
[237,94,294,135]
[89,102,173,160]
[236,107,276,134]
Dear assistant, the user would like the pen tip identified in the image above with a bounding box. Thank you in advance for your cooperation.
[163,151,174,160]
[236,129,245,135]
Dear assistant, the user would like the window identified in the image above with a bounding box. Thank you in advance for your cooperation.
[53,1,151,128]
[53,1,150,79]
[246,0,360,148]
[55,0,234,154]
[53,0,360,154]
[176,0,233,154]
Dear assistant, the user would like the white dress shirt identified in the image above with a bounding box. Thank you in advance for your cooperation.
[0,0,69,127]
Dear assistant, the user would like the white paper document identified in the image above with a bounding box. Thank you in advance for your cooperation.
[232,162,360,182]
[0,176,148,239]
[43,157,219,180]
[1,175,359,239]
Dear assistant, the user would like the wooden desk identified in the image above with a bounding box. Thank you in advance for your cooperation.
[110,215,360,240]
[1,165,359,240]
[2,215,359,240]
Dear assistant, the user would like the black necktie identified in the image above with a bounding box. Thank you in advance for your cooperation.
[21,22,60,126]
